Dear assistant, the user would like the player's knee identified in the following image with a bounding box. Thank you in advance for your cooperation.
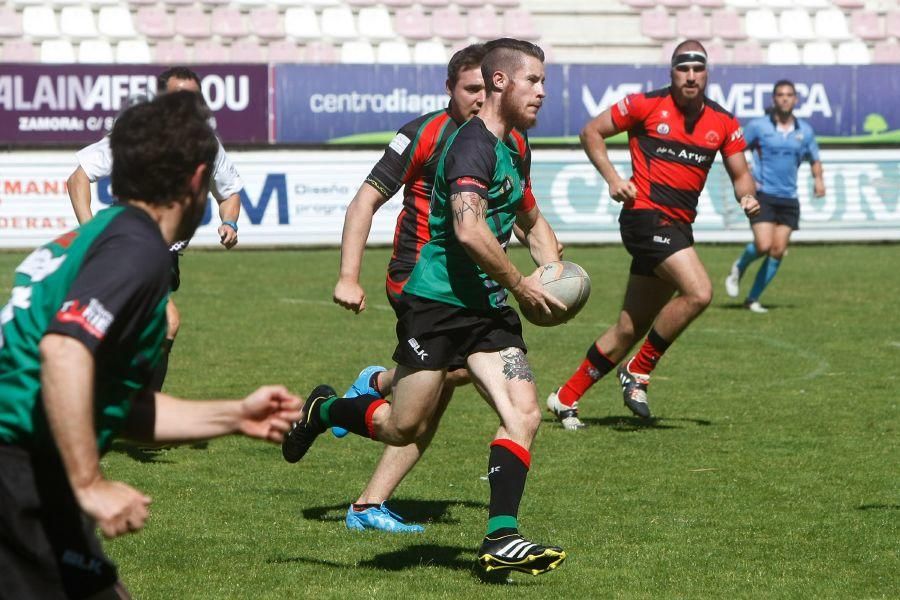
[770,246,787,260]
[755,240,772,255]
[518,403,542,435]
[690,286,713,312]
[394,420,426,444]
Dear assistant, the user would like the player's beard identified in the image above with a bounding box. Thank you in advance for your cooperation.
[175,188,208,242]
[500,86,538,131]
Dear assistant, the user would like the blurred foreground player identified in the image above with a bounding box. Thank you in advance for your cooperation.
[67,67,244,392]
[286,39,567,576]
[0,91,300,599]
[548,40,760,426]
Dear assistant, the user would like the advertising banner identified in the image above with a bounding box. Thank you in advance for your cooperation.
[0,64,269,144]
[274,64,900,144]
[274,64,566,143]
[0,149,897,250]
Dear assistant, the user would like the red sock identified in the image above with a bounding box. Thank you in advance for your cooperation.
[628,328,671,376]
[558,343,616,406]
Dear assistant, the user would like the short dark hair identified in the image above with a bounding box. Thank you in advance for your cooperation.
[157,67,201,92]
[110,91,218,206]
[773,79,795,94]
[447,43,487,87]
[481,38,545,93]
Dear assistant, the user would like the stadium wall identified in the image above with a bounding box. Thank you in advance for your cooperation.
[1,149,897,249]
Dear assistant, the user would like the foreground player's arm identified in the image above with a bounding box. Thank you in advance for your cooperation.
[580,109,636,202]
[811,161,825,198]
[515,205,561,266]
[723,152,760,217]
[67,166,95,224]
[123,386,302,444]
[41,335,152,539]
[451,191,563,315]
[334,183,390,313]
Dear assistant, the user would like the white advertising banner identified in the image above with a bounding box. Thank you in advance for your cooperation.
[0,149,898,249]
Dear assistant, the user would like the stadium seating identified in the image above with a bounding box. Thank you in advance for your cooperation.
[0,6,23,38]
[78,39,113,62]
[97,6,136,39]
[394,7,432,40]
[766,40,801,64]
[1,0,897,66]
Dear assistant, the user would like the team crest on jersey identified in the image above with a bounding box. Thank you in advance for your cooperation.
[656,123,670,135]
[795,132,805,142]
[705,130,721,145]
[502,176,513,194]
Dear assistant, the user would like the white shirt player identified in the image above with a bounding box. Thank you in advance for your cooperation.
[75,135,244,252]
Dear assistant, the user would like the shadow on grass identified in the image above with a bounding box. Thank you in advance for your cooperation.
[108,440,209,463]
[302,498,487,524]
[554,415,712,431]
[857,503,900,510]
[718,302,796,311]
[268,543,541,586]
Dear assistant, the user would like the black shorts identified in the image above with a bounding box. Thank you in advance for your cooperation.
[170,250,181,292]
[619,209,694,277]
[385,259,415,315]
[0,446,118,599]
[750,191,800,230]
[392,292,526,371]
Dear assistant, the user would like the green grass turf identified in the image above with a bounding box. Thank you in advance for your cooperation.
[1,244,897,598]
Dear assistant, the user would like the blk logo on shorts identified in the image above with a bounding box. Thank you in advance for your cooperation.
[653,235,671,245]
[407,337,428,361]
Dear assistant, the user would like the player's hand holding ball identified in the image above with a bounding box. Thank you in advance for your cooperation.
[517,261,592,327]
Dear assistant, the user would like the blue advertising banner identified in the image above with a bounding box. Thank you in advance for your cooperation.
[274,64,900,144]
[274,64,566,143]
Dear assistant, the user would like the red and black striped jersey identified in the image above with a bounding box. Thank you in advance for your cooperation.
[365,107,535,297]
[611,87,745,223]
[366,108,456,295]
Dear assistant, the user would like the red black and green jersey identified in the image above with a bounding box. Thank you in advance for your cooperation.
[611,87,746,223]
[0,205,170,454]
[405,117,537,311]
[366,107,537,299]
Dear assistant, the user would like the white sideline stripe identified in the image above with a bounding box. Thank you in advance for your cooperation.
[889,341,900,348]
[279,298,392,312]
[696,328,829,382]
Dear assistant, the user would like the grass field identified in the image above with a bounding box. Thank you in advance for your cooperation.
[2,244,897,599]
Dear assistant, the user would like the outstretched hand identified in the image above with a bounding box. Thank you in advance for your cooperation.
[238,385,303,443]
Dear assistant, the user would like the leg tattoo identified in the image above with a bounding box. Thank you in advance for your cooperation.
[500,348,534,383]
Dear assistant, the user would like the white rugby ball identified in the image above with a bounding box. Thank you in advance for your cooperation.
[519,260,591,327]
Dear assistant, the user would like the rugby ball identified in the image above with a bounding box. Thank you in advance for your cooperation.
[519,261,591,327]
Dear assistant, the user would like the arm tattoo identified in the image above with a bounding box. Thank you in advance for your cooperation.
[451,192,487,226]
[500,348,534,383]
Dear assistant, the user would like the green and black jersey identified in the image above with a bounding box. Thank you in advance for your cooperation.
[405,117,536,311]
[0,205,171,454]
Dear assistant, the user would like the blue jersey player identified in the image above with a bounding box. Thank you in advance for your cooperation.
[725,80,825,313]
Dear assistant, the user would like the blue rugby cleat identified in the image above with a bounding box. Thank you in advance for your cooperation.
[345,503,424,533]
[332,366,387,438]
